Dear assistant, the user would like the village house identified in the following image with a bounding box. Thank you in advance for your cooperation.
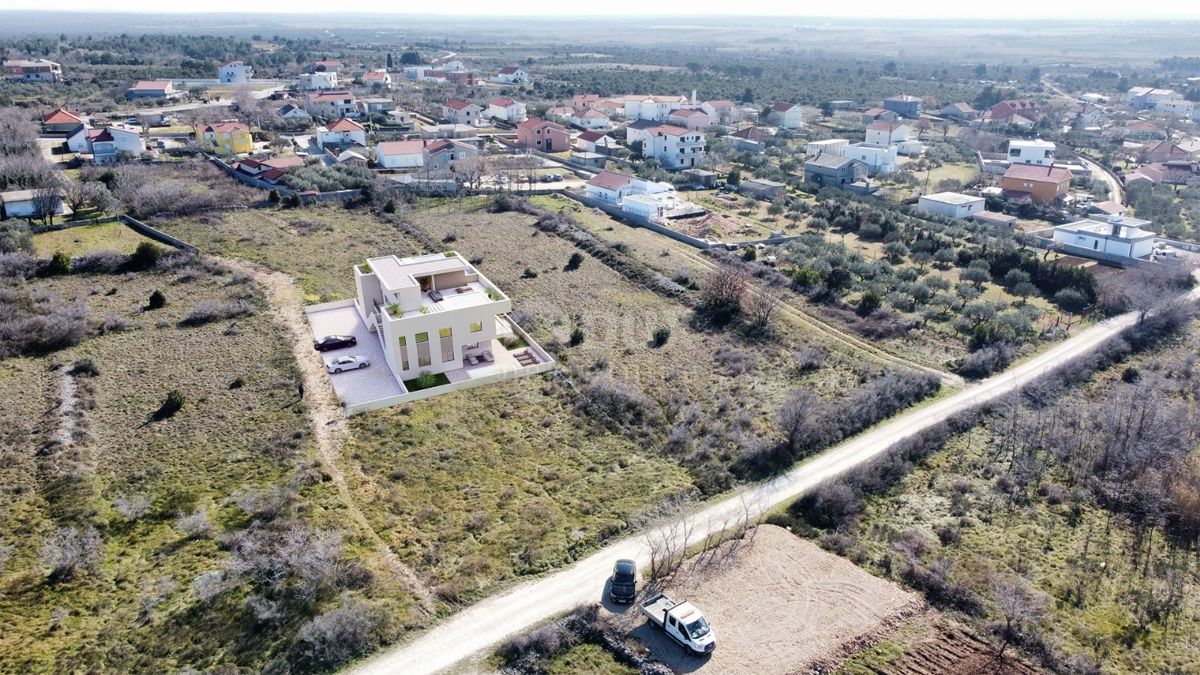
[883,95,922,118]
[1000,163,1071,205]
[420,123,478,140]
[41,108,86,135]
[422,139,481,176]
[237,156,304,178]
[865,121,909,146]
[804,154,869,190]
[739,178,787,201]
[700,99,742,125]
[1143,140,1191,164]
[1053,214,1155,260]
[844,143,898,175]
[623,118,662,146]
[806,138,849,157]
[667,108,711,131]
[568,108,611,130]
[584,170,675,205]
[486,97,528,123]
[917,192,985,220]
[306,91,358,119]
[545,106,575,124]
[311,59,344,73]
[299,71,339,90]
[987,99,1038,127]
[1088,200,1128,218]
[625,94,694,121]
[574,130,618,154]
[1070,104,1104,127]
[1122,120,1167,140]
[1008,139,1056,166]
[4,58,62,83]
[645,125,706,170]
[126,80,177,99]
[197,120,253,155]
[442,99,483,126]
[1155,99,1195,119]
[729,126,773,153]
[317,118,367,148]
[494,66,529,84]
[1126,87,1177,110]
[940,102,978,121]
[0,188,69,220]
[278,103,312,120]
[386,109,415,128]
[768,102,804,129]
[219,61,253,84]
[1125,164,1165,187]
[67,124,145,164]
[358,98,396,116]
[862,107,900,124]
[376,140,427,169]
[516,118,570,152]
[362,69,393,90]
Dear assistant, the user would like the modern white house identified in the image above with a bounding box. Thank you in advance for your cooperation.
[645,125,707,170]
[1008,139,1056,166]
[583,171,687,220]
[494,66,529,84]
[299,71,339,90]
[1126,87,1177,109]
[486,97,528,123]
[865,121,909,146]
[375,140,426,169]
[768,102,804,129]
[1052,215,1155,260]
[844,142,898,175]
[1155,99,1195,119]
[806,138,848,157]
[306,91,358,118]
[624,95,694,121]
[317,118,367,148]
[917,192,985,220]
[67,124,145,164]
[219,61,253,84]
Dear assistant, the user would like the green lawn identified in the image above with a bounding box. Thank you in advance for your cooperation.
[33,221,157,257]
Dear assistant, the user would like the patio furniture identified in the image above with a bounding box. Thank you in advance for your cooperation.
[455,285,472,294]
[429,289,444,302]
[481,351,494,363]
[467,354,479,366]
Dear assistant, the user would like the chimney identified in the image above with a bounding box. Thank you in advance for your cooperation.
[691,89,697,104]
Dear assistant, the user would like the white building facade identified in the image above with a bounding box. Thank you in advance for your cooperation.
[1007,139,1056,166]
[844,143,898,175]
[917,192,985,220]
[219,61,253,84]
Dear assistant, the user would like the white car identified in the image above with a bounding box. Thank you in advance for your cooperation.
[326,355,370,373]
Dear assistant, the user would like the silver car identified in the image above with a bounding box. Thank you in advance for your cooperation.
[326,355,370,373]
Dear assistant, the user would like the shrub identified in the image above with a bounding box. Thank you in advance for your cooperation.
[175,506,214,539]
[714,344,758,376]
[857,290,882,317]
[522,267,538,279]
[268,189,281,204]
[569,327,585,346]
[0,221,33,254]
[179,299,255,327]
[47,251,72,276]
[153,389,185,420]
[113,494,151,521]
[651,326,671,347]
[129,241,162,270]
[296,596,381,669]
[565,251,584,271]
[72,250,128,274]
[147,289,166,310]
[69,357,100,377]
[0,290,88,359]
[40,526,103,582]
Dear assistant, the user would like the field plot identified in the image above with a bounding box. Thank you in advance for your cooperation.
[32,221,158,257]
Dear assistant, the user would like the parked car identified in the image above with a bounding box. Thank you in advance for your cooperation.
[552,173,563,181]
[641,593,715,654]
[314,335,357,352]
[326,355,369,373]
[609,559,637,604]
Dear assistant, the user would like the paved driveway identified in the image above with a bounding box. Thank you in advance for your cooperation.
[306,303,405,408]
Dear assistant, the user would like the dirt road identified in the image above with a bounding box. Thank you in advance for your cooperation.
[347,281,1200,675]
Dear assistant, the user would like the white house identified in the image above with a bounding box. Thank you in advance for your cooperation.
[299,71,339,90]
[667,108,711,131]
[495,66,528,84]
[362,69,393,90]
[584,170,675,205]
[1007,139,1056,166]
[1155,99,1195,119]
[569,108,611,130]
[278,103,312,120]
[844,143,898,175]
[0,188,68,219]
[917,192,985,220]
[1052,215,1155,260]
[306,92,358,119]
[645,125,707,170]
[625,95,694,121]
[574,131,618,153]
[700,99,742,125]
[219,61,253,84]
[376,140,426,169]
[768,102,804,129]
[806,138,848,157]
[1126,87,1177,109]
[317,118,367,148]
[67,124,145,164]
[126,80,177,99]
[865,121,909,146]
[486,97,528,123]
[442,99,483,126]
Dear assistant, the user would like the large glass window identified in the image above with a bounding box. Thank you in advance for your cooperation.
[470,321,483,333]
[415,332,431,367]
[398,336,409,370]
[440,327,454,363]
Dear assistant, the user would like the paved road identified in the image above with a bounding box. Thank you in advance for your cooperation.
[347,282,1200,675]
[1078,154,1125,205]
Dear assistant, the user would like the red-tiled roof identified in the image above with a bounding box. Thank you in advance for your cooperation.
[489,97,516,107]
[311,92,354,102]
[518,117,565,131]
[204,121,249,133]
[586,170,633,191]
[1003,164,1070,183]
[651,124,690,136]
[363,71,389,81]
[327,118,364,132]
[863,107,888,115]
[704,99,735,108]
[262,155,304,169]
[577,131,606,142]
[773,101,798,112]
[378,140,426,155]
[499,66,521,74]
[669,108,706,117]
[444,99,476,110]
[88,128,114,142]
[129,80,173,90]
[42,108,82,125]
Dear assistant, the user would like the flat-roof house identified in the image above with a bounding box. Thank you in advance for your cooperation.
[883,95,922,118]
[486,97,528,124]
[1000,164,1071,205]
[768,102,804,129]
[739,178,787,201]
[42,108,86,135]
[517,118,570,152]
[442,99,483,126]
[0,188,69,219]
[1126,87,1177,110]
[4,59,62,83]
[126,80,177,99]
[1008,139,1056,166]
[317,118,367,148]
[917,192,985,220]
[865,121,909,146]
[219,61,252,84]
[584,170,675,205]
[1053,215,1155,260]
[806,138,848,157]
[844,142,898,175]
[804,153,868,189]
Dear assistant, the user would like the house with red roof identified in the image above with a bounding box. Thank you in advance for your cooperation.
[987,100,1038,127]
[126,80,177,100]
[486,97,527,124]
[67,124,144,164]
[667,108,712,131]
[574,130,618,154]
[1143,140,1191,164]
[42,108,87,135]
[376,140,427,169]
[442,99,483,126]
[317,118,367,148]
[767,102,804,129]
[568,108,611,130]
[645,124,707,170]
[422,139,481,176]
[862,107,900,124]
[494,66,528,84]
[1000,164,1071,205]
[517,118,570,152]
[306,91,358,119]
[362,69,393,90]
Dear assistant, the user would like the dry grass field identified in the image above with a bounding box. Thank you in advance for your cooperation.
[32,221,158,257]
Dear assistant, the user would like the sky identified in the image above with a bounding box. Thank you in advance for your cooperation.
[2,1,1199,19]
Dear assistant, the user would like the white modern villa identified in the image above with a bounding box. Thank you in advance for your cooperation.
[305,252,553,414]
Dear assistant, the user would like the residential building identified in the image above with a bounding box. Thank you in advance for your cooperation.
[865,121,909,146]
[311,59,343,73]
[358,98,396,116]
[386,110,414,127]
[486,97,528,123]
[700,99,741,125]
[317,118,367,148]
[442,99,483,126]
[1053,215,1155,260]
[883,95,922,118]
[667,108,711,131]
[844,143,898,175]
[1126,87,1177,109]
[237,156,304,177]
[352,252,538,386]
[1007,139,1056,166]
[41,108,86,135]
[198,120,253,155]
[126,80,176,99]
[584,170,675,205]
[917,192,985,220]
[987,100,1038,126]
[624,95,693,121]
[1123,120,1167,140]
[299,71,339,90]
[1143,140,1191,163]
[1155,99,1195,119]
[804,154,868,189]
[1088,200,1128,218]
[516,118,570,152]
[545,106,575,123]
[574,131,618,154]
[4,58,62,83]
[568,108,610,130]
[862,107,900,124]
[728,126,773,153]
[278,103,312,120]
[403,65,432,81]
[805,138,848,157]
[1000,164,1071,205]
[362,69,393,90]
[422,139,481,176]
[1070,104,1103,127]
[306,91,358,119]
[941,102,978,121]
[67,124,144,164]
[739,179,787,201]
[219,61,253,84]
[972,210,1018,228]
[495,66,528,84]
[420,124,479,140]
[0,188,68,219]
[624,118,662,146]
[376,140,426,169]
[645,125,707,170]
[768,102,804,129]
[1124,164,1165,187]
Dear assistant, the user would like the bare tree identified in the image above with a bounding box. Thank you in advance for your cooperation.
[698,265,749,321]
[989,574,1047,661]
[32,184,64,226]
[644,496,695,581]
[744,291,777,335]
